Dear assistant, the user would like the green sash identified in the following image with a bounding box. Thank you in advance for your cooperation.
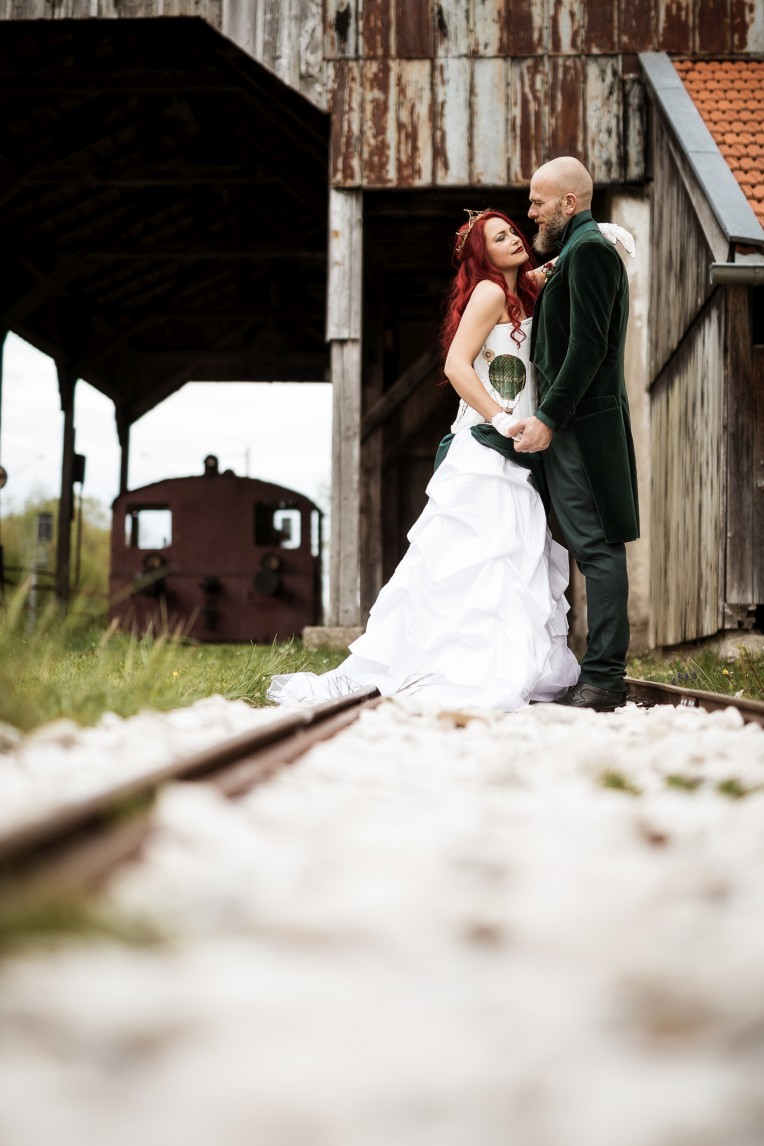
[434,425,549,515]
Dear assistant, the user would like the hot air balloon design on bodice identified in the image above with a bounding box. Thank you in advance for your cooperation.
[487,354,527,409]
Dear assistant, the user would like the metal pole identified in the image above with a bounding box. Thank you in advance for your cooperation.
[55,364,77,608]
[0,330,7,600]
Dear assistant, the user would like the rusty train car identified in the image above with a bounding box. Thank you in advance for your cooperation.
[109,456,323,643]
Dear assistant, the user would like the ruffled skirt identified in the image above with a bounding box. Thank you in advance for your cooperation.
[268,431,580,711]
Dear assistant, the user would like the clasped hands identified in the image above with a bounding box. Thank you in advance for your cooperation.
[491,412,553,452]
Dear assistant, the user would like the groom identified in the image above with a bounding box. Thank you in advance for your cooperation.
[512,156,639,712]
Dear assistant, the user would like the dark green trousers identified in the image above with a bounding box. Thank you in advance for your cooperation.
[543,426,629,692]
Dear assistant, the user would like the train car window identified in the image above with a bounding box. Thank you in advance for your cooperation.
[310,510,321,558]
[254,503,301,549]
[125,507,172,550]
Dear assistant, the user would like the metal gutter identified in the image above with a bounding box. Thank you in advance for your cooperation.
[709,263,764,285]
[639,52,764,251]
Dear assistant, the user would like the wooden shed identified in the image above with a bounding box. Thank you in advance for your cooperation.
[641,53,764,647]
[0,1,762,653]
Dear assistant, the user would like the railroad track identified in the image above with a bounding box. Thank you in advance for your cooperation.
[625,676,764,728]
[0,687,381,900]
[2,679,763,904]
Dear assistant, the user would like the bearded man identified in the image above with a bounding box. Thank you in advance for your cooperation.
[512,156,639,711]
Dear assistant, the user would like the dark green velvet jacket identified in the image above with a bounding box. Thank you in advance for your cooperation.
[531,210,640,543]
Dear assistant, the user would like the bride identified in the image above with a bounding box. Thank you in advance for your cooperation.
[268,209,581,711]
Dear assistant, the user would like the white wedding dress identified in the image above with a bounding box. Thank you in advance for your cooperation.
[268,317,580,711]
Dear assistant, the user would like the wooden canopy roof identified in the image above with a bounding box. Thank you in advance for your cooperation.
[0,17,330,423]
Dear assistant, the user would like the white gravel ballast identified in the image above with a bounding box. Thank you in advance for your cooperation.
[1,696,764,1146]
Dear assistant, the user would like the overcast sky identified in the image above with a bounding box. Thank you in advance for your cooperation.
[0,333,333,518]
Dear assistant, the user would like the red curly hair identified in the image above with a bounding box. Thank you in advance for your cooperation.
[440,211,539,368]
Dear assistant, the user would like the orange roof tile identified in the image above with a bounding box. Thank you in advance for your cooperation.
[674,59,764,227]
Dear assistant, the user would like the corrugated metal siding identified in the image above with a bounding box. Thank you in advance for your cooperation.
[4,1,762,187]
[650,297,726,645]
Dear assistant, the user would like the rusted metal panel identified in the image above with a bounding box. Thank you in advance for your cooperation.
[363,0,394,57]
[396,0,433,58]
[696,0,731,52]
[434,0,470,57]
[328,59,362,185]
[549,56,583,160]
[507,0,547,54]
[362,58,396,186]
[551,0,581,53]
[585,57,622,184]
[433,57,470,184]
[325,0,358,58]
[621,0,656,51]
[657,0,692,52]
[396,59,433,186]
[471,0,508,56]
[583,0,617,51]
[509,57,545,184]
[472,57,508,186]
[732,0,764,51]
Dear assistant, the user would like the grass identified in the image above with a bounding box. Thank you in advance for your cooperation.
[628,644,764,702]
[0,583,346,733]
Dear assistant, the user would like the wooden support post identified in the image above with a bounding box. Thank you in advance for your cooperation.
[326,189,363,628]
[55,364,77,607]
[116,405,131,496]
[361,291,385,618]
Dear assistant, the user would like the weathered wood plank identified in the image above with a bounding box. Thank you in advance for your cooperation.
[328,59,362,186]
[509,57,545,184]
[329,338,362,627]
[549,56,583,160]
[726,286,755,604]
[650,298,725,644]
[471,0,508,56]
[435,0,471,57]
[472,57,508,186]
[362,58,396,186]
[363,0,394,57]
[550,0,581,52]
[326,187,363,340]
[299,0,325,107]
[657,0,693,52]
[360,290,386,615]
[274,0,300,92]
[396,59,433,187]
[621,0,655,51]
[585,56,622,184]
[583,0,618,51]
[648,114,719,379]
[325,0,358,59]
[623,71,646,183]
[507,0,547,54]
[754,347,764,601]
[433,57,470,185]
[396,0,434,57]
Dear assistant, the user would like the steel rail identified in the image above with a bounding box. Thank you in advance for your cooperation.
[0,688,380,895]
[625,676,764,728]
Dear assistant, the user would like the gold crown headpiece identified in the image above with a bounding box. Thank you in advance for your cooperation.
[455,208,494,255]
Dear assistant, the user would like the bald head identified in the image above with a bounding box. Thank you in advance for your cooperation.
[528,156,594,255]
[533,157,593,209]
